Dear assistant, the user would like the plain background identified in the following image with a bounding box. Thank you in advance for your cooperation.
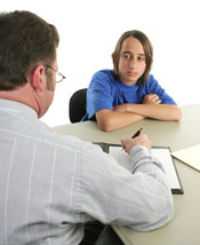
[2,0,200,126]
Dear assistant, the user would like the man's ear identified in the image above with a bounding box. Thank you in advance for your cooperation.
[30,64,47,92]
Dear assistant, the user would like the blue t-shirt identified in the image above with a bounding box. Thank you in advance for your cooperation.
[84,69,176,120]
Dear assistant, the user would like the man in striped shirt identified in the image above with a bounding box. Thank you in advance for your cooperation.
[0,10,173,245]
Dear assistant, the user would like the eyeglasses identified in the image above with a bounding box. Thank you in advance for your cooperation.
[45,65,66,83]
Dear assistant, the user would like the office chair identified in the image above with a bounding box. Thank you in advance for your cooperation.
[69,88,87,123]
[80,222,124,245]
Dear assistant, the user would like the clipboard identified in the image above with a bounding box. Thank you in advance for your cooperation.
[95,143,184,195]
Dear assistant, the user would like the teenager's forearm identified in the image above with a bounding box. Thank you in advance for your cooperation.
[96,110,144,132]
[127,104,182,121]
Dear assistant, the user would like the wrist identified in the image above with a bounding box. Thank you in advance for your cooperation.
[129,144,149,155]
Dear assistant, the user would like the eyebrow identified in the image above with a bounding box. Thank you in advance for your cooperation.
[122,51,145,56]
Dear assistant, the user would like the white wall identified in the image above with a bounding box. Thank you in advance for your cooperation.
[2,0,200,126]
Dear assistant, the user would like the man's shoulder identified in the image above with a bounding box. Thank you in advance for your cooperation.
[40,126,101,156]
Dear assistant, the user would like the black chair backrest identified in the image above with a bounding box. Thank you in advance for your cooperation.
[69,88,87,123]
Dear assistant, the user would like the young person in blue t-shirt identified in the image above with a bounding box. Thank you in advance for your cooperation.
[84,30,182,131]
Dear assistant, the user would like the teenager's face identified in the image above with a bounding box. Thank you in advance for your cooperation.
[118,37,146,85]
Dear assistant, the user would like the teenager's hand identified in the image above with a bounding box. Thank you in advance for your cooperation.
[113,104,129,112]
[143,94,161,104]
[121,133,152,153]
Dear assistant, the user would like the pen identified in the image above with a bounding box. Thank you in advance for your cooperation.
[132,128,143,138]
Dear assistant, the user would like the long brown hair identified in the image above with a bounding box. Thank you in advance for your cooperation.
[112,30,153,85]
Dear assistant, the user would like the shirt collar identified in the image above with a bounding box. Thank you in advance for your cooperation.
[0,99,38,121]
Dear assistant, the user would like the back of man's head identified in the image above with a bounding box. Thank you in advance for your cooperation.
[0,10,59,91]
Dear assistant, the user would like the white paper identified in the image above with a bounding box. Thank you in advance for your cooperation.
[109,146,181,191]
[172,144,200,172]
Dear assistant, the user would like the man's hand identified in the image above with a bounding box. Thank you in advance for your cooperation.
[143,94,161,104]
[121,134,152,153]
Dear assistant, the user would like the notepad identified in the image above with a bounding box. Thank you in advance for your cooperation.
[95,143,183,194]
[172,144,200,172]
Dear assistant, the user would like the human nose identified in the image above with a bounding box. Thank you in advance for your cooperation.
[128,56,137,68]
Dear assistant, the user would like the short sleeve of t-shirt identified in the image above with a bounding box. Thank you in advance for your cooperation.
[86,70,114,119]
[144,75,176,104]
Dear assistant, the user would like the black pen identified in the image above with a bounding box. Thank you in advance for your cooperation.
[132,128,143,138]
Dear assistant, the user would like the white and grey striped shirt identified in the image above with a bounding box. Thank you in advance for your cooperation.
[0,99,173,245]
